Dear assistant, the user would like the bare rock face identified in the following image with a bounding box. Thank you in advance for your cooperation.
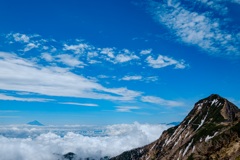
[111,94,240,160]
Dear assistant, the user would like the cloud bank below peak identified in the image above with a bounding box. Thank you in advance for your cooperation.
[0,123,171,160]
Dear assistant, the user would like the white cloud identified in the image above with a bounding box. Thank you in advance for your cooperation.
[6,33,48,53]
[0,93,51,102]
[107,87,142,100]
[5,32,188,68]
[121,75,142,81]
[99,49,140,64]
[11,33,30,43]
[41,53,85,67]
[97,75,109,79]
[100,48,115,58]
[194,0,240,15]
[194,0,228,15]
[63,43,91,54]
[55,54,85,67]
[46,66,70,73]
[145,76,159,82]
[121,75,159,82]
[140,49,152,55]
[0,52,141,101]
[148,0,240,56]
[115,106,140,112]
[87,51,99,64]
[146,55,186,69]
[60,102,98,107]
[23,43,39,52]
[41,53,53,62]
[115,54,139,63]
[0,123,171,159]
[88,59,101,64]
[87,51,98,58]
[141,96,184,107]
[114,49,140,63]
[99,47,142,64]
[99,48,140,64]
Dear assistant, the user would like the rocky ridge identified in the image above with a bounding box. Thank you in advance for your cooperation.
[111,94,240,160]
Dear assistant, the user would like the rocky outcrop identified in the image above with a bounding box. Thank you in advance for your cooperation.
[111,94,240,160]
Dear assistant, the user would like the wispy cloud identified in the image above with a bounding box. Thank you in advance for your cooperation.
[114,54,139,63]
[0,51,141,101]
[63,43,92,54]
[0,93,51,102]
[97,75,110,79]
[0,32,188,106]
[141,96,184,107]
[100,48,140,64]
[146,55,187,69]
[41,53,85,68]
[87,51,99,60]
[121,75,143,81]
[194,0,240,15]
[145,76,159,82]
[7,33,42,52]
[60,102,99,107]
[55,54,85,67]
[41,52,54,62]
[147,0,240,56]
[100,47,115,58]
[115,106,140,112]
[4,32,188,69]
[140,49,152,55]
[23,43,39,52]
[11,33,31,43]
[119,75,159,82]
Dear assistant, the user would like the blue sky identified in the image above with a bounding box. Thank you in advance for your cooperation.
[0,0,239,125]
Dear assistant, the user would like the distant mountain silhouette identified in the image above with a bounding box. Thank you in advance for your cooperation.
[167,121,181,126]
[27,120,44,126]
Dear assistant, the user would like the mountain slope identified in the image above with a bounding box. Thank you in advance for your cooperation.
[111,94,240,160]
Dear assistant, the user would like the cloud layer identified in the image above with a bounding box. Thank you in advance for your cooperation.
[141,96,184,107]
[146,55,186,69]
[148,0,240,56]
[0,33,186,107]
[4,32,188,68]
[0,123,171,160]
[0,51,141,101]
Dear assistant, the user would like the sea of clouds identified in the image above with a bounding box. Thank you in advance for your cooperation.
[0,122,171,160]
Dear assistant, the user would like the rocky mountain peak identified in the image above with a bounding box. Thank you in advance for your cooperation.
[111,94,240,160]
[183,94,239,128]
